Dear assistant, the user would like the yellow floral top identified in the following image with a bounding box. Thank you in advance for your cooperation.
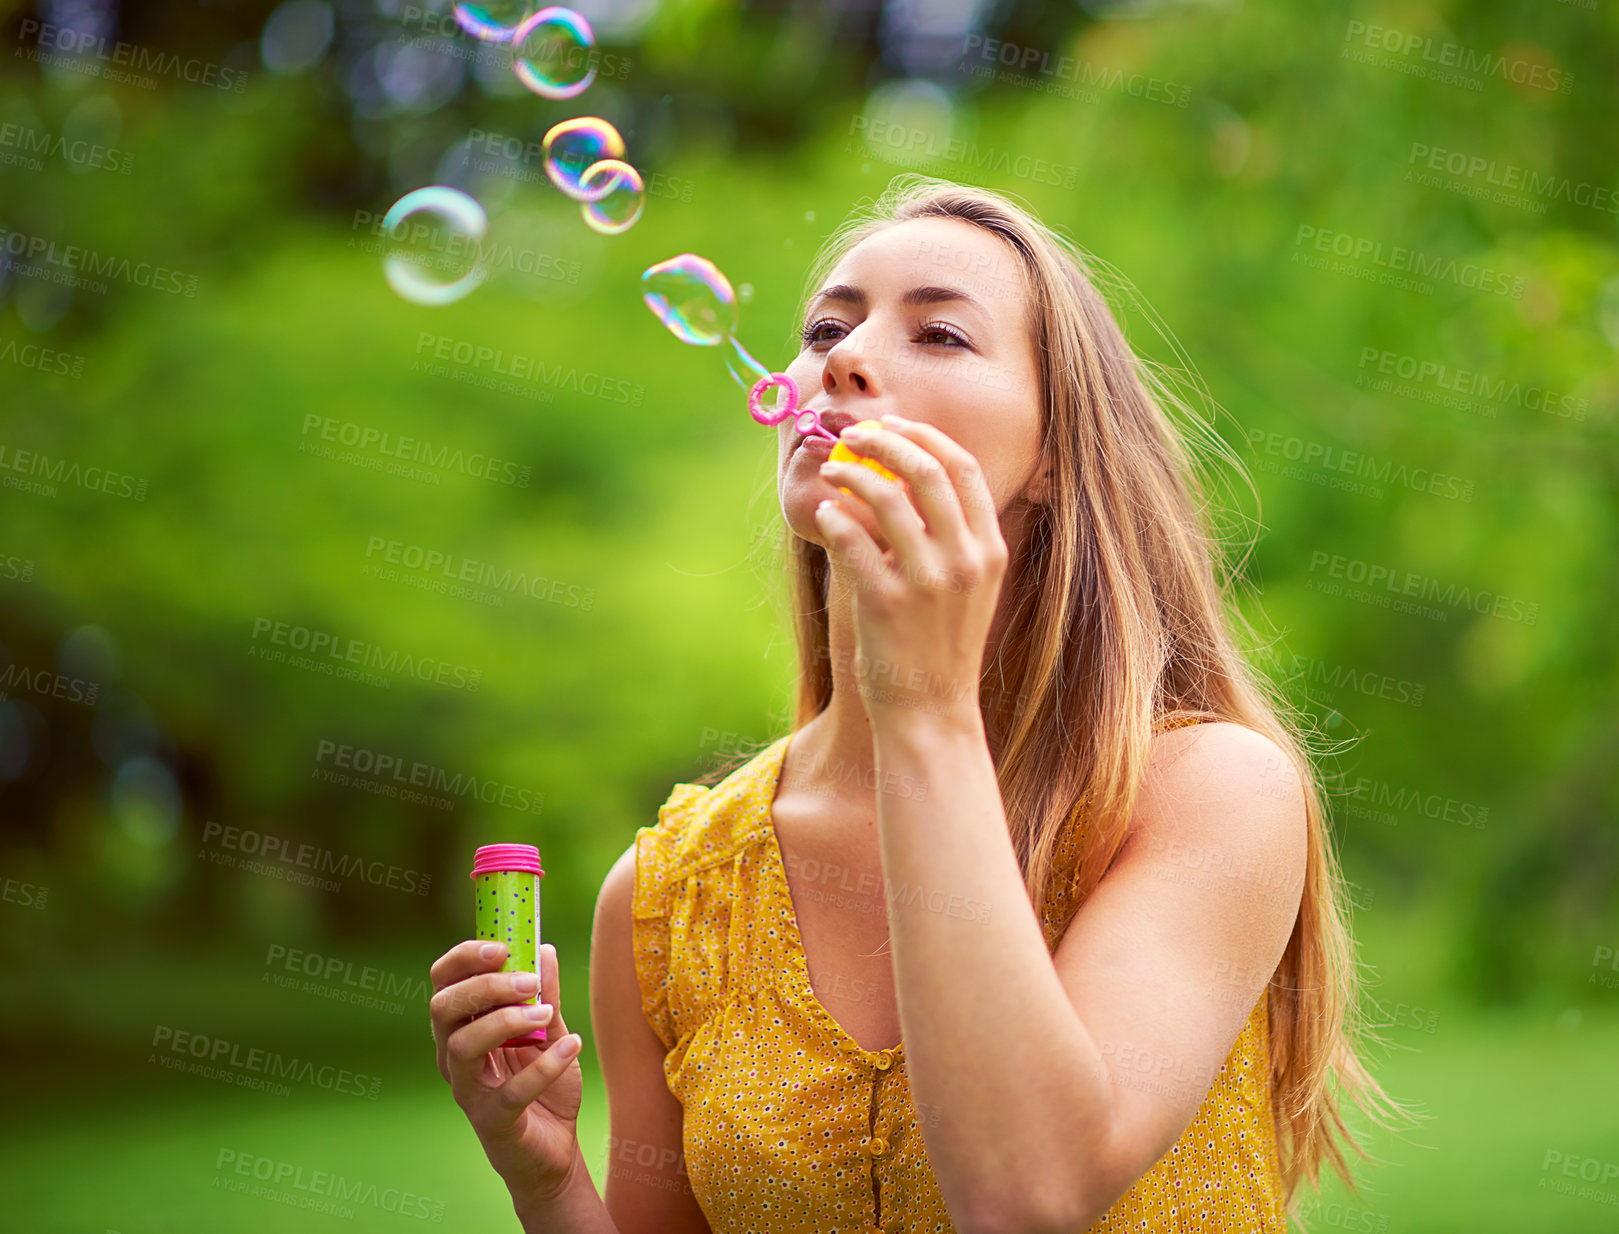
[631,719,1288,1233]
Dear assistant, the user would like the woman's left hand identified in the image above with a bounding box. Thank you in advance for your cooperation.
[814,414,1008,732]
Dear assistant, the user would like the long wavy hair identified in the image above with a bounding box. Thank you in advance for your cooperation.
[705,174,1410,1206]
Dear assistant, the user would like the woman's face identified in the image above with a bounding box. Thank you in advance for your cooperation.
[777,217,1046,550]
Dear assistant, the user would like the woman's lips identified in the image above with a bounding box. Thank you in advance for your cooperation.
[796,433,835,456]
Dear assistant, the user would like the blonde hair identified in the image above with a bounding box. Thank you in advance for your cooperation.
[724,174,1411,1206]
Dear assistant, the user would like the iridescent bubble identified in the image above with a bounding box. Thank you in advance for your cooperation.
[543,117,625,203]
[453,0,529,42]
[381,186,488,307]
[641,254,737,346]
[579,159,643,234]
[723,336,771,391]
[512,7,596,100]
[642,254,773,398]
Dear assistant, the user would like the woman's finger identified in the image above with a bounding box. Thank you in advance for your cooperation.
[538,944,573,1040]
[492,1033,584,1115]
[836,422,971,557]
[430,939,509,994]
[819,457,931,569]
[445,1002,556,1089]
[878,416,1003,545]
[814,497,888,594]
[430,969,541,1035]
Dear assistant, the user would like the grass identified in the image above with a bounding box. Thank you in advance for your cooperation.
[4,910,1616,1231]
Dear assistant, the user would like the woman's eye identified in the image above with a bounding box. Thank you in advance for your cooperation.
[801,319,846,347]
[918,323,968,347]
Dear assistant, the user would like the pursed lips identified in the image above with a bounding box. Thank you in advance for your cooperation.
[794,409,858,449]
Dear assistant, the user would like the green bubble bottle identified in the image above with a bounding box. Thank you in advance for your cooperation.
[470,843,547,1047]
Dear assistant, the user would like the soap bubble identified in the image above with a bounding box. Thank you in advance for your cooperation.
[579,159,643,234]
[454,0,528,42]
[641,254,738,346]
[381,186,489,307]
[543,117,626,202]
[512,7,596,99]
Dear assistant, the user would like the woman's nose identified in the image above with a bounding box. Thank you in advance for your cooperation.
[824,329,879,396]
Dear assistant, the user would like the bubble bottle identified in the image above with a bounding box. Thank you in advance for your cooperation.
[470,843,547,1047]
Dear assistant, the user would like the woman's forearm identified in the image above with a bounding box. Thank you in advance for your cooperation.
[510,1145,622,1234]
[873,713,1110,1234]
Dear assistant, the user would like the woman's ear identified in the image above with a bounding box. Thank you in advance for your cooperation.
[1024,462,1054,506]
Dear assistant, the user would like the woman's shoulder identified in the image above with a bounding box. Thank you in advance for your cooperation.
[632,734,791,916]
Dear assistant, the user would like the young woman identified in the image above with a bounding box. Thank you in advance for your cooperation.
[428,177,1400,1233]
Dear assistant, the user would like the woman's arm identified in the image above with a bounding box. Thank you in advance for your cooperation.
[874,716,1306,1234]
[813,418,1306,1234]
[513,845,711,1234]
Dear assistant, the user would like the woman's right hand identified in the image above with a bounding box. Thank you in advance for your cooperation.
[429,940,585,1203]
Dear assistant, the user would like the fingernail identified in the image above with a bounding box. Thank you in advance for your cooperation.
[480,942,504,961]
[554,1034,582,1060]
[513,972,539,993]
[526,1003,552,1020]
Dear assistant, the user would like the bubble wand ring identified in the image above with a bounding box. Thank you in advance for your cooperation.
[748,373,798,425]
[749,373,838,442]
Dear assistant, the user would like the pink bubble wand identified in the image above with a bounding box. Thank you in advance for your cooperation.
[641,253,838,444]
[746,373,837,442]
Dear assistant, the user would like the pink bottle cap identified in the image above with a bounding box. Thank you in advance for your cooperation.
[469,843,545,879]
[472,843,548,1046]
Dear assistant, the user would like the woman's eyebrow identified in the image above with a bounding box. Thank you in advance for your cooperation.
[807,283,988,315]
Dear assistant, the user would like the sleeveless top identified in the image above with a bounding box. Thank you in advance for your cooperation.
[631,718,1289,1232]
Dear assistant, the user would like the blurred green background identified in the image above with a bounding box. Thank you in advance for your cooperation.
[1,0,1616,1230]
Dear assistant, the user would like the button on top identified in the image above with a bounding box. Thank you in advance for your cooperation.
[873,1051,893,1071]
